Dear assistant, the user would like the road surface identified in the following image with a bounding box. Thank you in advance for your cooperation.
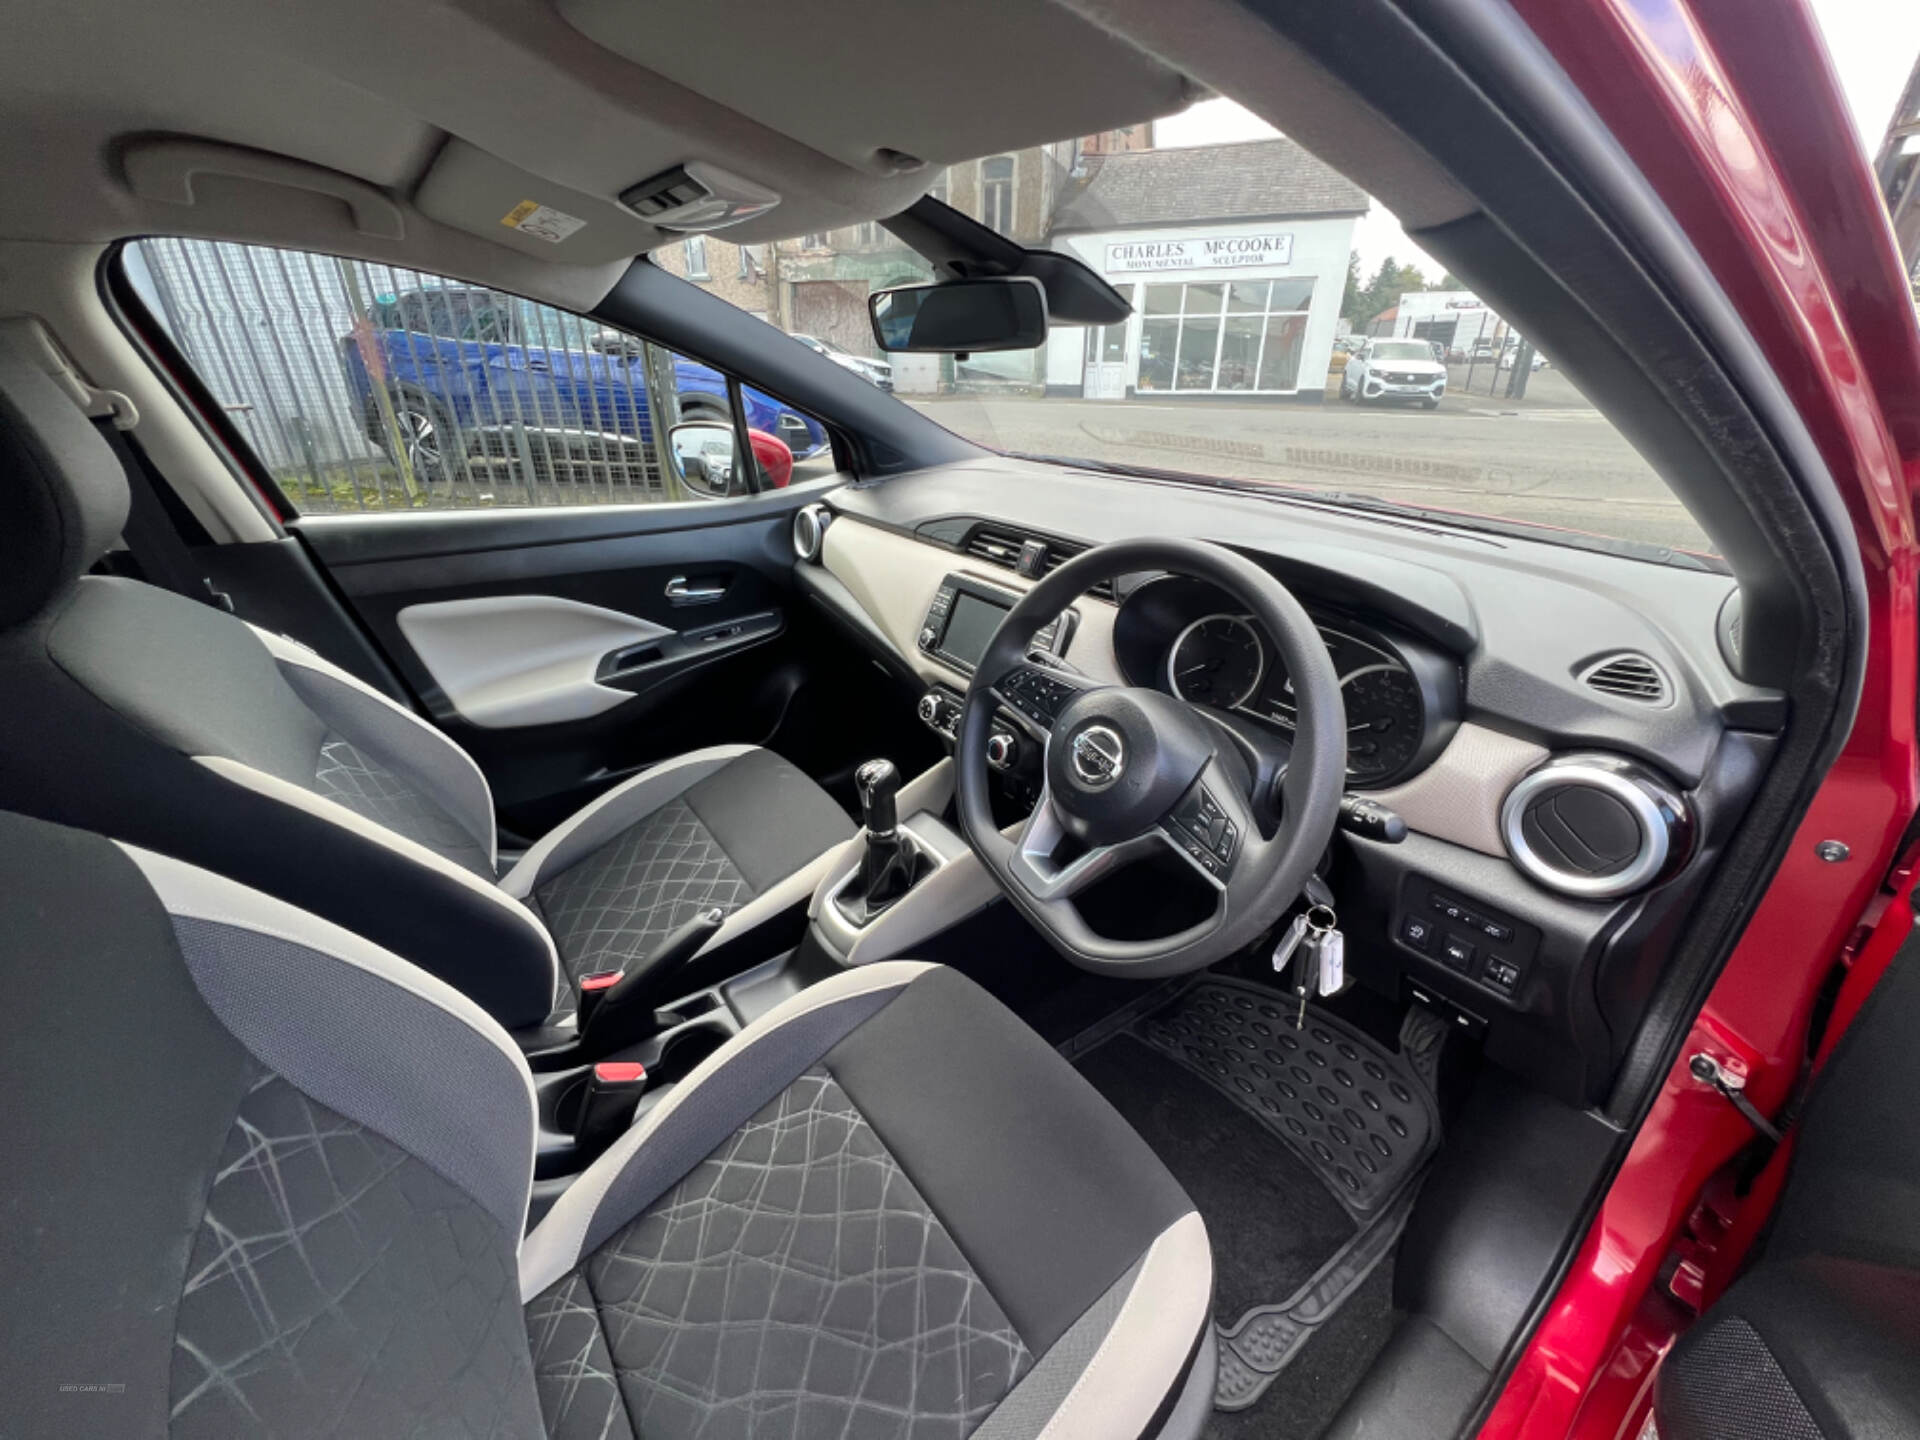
[879,375,1710,554]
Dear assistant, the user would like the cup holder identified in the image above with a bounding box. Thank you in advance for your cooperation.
[652,1018,728,1083]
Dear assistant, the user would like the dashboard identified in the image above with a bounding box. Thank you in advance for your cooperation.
[1109,574,1459,789]
[792,456,1787,1108]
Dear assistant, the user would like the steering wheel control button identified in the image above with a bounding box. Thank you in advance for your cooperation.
[1167,781,1240,873]
[1001,667,1078,726]
[1439,934,1477,972]
[1398,914,1434,952]
[1068,724,1126,789]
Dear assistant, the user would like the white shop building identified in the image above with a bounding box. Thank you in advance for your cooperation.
[1383,289,1503,355]
[1043,139,1367,401]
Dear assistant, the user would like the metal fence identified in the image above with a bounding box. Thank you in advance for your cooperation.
[126,238,705,513]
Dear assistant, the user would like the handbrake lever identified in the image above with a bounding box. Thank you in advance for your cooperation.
[576,906,726,1059]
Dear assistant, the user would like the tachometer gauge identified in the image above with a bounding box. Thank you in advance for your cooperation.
[1168,614,1264,709]
[1342,666,1424,785]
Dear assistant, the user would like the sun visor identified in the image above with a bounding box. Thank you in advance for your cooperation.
[413,140,667,265]
[555,0,1198,172]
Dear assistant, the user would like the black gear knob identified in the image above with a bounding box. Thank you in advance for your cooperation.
[855,758,900,836]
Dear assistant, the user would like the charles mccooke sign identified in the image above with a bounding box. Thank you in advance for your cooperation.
[1104,233,1295,274]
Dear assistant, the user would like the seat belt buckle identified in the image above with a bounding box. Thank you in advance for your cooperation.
[577,969,623,1029]
[576,1061,648,1156]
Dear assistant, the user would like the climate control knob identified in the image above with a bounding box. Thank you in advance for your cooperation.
[918,693,939,725]
[986,731,1017,769]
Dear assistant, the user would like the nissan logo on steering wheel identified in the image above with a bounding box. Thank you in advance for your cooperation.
[1070,724,1126,789]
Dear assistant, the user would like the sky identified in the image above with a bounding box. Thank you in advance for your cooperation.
[1154,0,1920,283]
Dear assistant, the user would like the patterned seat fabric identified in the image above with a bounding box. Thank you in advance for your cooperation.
[3,812,1212,1440]
[313,734,496,879]
[527,1070,1032,1440]
[536,797,754,1005]
[526,746,856,1022]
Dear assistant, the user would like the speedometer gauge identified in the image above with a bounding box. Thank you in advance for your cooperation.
[1168,614,1264,709]
[1342,666,1424,784]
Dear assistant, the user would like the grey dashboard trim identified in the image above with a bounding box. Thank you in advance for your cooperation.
[1369,724,1547,859]
[818,513,1125,689]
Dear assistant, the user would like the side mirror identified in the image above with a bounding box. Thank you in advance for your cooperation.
[667,421,736,495]
[868,276,1048,354]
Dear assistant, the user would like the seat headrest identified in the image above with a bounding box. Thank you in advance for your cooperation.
[0,348,131,627]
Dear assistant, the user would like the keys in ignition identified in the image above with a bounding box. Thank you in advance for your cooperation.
[1293,905,1337,1027]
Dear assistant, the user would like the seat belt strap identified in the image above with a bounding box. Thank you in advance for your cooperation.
[91,416,232,611]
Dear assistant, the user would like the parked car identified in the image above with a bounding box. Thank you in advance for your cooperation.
[790,332,894,390]
[340,286,829,481]
[1340,337,1448,407]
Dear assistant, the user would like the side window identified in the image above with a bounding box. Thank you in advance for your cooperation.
[120,238,830,514]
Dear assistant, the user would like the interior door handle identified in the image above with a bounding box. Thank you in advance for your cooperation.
[665,575,727,605]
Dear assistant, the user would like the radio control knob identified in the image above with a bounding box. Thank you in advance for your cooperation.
[919,626,937,649]
[986,732,1017,769]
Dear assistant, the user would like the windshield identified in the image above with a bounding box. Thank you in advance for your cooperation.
[1369,341,1435,362]
[655,101,1713,558]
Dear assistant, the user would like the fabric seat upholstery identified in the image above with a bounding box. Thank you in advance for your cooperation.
[0,348,853,1027]
[0,809,1215,1440]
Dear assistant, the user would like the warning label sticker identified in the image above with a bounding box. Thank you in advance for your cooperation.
[501,200,587,244]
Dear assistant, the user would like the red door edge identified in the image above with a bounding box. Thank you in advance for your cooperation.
[1481,0,1920,1435]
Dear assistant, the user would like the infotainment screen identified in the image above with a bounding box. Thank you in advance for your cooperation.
[940,590,1009,669]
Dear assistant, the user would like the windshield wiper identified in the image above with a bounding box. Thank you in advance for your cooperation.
[1006,452,1725,574]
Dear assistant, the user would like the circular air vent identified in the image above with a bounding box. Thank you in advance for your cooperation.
[792,503,831,562]
[1500,755,1689,899]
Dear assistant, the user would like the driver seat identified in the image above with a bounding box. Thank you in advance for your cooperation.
[0,347,855,1029]
[0,807,1216,1439]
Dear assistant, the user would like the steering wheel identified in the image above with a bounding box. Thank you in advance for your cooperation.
[956,538,1346,977]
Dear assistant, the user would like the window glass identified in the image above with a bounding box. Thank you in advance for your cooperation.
[1143,284,1183,315]
[634,104,1713,556]
[981,156,1015,235]
[122,237,830,513]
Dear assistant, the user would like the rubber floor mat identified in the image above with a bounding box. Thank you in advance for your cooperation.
[1081,976,1440,1413]
[1135,978,1438,1219]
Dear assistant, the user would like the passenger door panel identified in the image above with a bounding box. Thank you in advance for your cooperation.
[293,496,815,836]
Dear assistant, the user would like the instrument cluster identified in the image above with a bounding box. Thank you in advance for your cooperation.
[1113,575,1460,788]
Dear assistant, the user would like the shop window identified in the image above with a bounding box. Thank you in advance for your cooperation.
[1130,275,1318,394]
[1141,284,1181,315]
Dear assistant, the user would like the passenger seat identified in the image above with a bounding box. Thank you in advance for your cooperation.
[0,347,854,1028]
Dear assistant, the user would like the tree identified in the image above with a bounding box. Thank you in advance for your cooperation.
[1339,249,1366,326]
[1432,271,1466,292]
[1349,255,1432,331]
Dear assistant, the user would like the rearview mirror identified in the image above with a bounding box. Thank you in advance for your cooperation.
[868,276,1048,354]
[667,421,736,496]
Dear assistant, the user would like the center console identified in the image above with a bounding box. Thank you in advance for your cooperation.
[916,571,1074,675]
[914,571,1075,812]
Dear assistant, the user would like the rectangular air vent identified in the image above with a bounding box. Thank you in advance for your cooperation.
[962,524,1114,601]
[1581,653,1670,705]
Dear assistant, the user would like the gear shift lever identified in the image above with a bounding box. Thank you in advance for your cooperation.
[852,758,918,915]
[856,758,900,839]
